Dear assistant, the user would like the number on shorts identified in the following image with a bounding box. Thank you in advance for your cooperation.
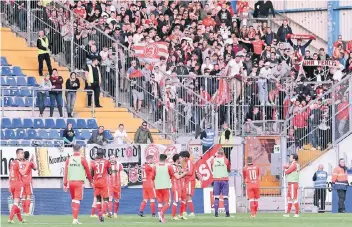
[249,170,257,180]
[95,162,105,174]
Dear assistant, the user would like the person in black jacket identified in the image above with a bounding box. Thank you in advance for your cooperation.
[63,122,75,147]
[146,74,162,122]
[254,0,276,18]
[308,102,322,148]
[277,19,293,42]
[65,72,80,118]
[37,30,53,76]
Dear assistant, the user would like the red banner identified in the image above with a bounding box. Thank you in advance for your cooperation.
[211,79,232,106]
[194,144,222,188]
[286,34,316,40]
[303,60,337,67]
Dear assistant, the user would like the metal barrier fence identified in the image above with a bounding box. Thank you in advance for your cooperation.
[0,87,95,118]
[301,187,332,213]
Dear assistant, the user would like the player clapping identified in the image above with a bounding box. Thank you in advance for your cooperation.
[108,155,123,218]
[283,154,300,218]
[90,149,112,221]
[138,155,157,217]
[243,156,260,218]
[21,151,37,216]
[8,148,33,224]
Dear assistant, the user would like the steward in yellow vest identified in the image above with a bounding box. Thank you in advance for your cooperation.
[85,57,102,107]
[37,30,52,76]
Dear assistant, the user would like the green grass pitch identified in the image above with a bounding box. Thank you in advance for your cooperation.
[2,214,352,227]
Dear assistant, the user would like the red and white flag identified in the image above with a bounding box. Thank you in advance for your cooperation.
[210,67,232,106]
[132,42,169,63]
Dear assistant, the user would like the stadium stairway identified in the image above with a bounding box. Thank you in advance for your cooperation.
[0,27,171,144]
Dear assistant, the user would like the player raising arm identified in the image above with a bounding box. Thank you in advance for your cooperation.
[243,156,260,218]
[179,151,195,219]
[21,151,37,216]
[211,149,231,217]
[153,154,187,223]
[91,149,111,221]
[283,154,300,218]
[8,148,33,224]
[139,155,156,217]
[63,145,92,224]
[109,154,123,218]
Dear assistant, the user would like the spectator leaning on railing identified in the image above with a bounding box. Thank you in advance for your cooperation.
[49,68,64,118]
[65,72,80,118]
[38,73,53,117]
[88,126,108,146]
[134,121,154,144]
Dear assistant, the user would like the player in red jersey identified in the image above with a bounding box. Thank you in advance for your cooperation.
[21,151,37,216]
[108,155,123,218]
[171,154,185,220]
[283,154,300,218]
[242,156,260,218]
[90,149,111,221]
[138,155,156,217]
[8,148,32,224]
[63,145,92,224]
[179,151,195,219]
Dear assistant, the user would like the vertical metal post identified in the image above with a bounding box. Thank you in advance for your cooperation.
[26,0,31,45]
[163,106,166,133]
[331,84,336,145]
[31,89,35,117]
[70,12,74,72]
[349,76,352,134]
[115,45,120,107]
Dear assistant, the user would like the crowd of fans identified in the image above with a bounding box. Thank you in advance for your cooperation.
[2,0,352,150]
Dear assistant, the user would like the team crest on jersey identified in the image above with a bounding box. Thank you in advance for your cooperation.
[8,195,35,215]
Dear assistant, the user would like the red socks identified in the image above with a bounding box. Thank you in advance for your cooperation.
[114,201,119,214]
[103,201,108,214]
[72,202,80,219]
[180,201,186,215]
[22,200,30,214]
[294,202,299,214]
[161,203,170,213]
[250,201,256,216]
[172,203,177,217]
[139,201,146,212]
[9,204,22,222]
[97,203,102,213]
[91,206,96,215]
[108,201,113,213]
[150,201,156,214]
[187,200,194,213]
[254,201,259,213]
[287,202,292,213]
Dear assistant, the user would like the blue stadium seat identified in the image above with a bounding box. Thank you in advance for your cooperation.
[8,140,19,146]
[1,140,8,146]
[23,119,34,128]
[24,97,34,107]
[77,119,88,129]
[38,129,49,139]
[44,119,56,129]
[14,97,25,107]
[27,77,37,86]
[75,140,86,147]
[67,119,77,128]
[55,119,66,129]
[7,77,16,86]
[42,140,53,147]
[73,129,80,139]
[13,118,23,128]
[104,130,113,140]
[34,119,45,128]
[9,89,18,96]
[2,89,10,96]
[16,129,27,139]
[27,129,38,139]
[1,66,11,76]
[12,66,24,76]
[19,88,32,97]
[87,119,98,129]
[1,77,8,86]
[4,97,14,107]
[4,129,16,139]
[31,140,43,146]
[16,77,27,86]
[53,140,63,147]
[1,118,13,128]
[1,130,4,138]
[80,130,91,140]
[20,140,31,146]
[49,130,60,140]
[1,56,10,66]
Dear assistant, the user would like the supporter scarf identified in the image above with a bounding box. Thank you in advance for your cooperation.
[286,34,316,40]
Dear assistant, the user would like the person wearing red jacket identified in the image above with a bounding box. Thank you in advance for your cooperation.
[292,105,308,147]
[337,96,350,137]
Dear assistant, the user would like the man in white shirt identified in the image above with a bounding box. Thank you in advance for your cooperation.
[227,52,244,100]
[114,124,130,145]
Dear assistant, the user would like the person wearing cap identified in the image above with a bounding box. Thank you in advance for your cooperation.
[277,19,293,43]
[283,154,300,218]
[332,158,349,213]
[85,57,102,108]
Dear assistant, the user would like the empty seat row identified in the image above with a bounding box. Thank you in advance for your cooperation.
[2,88,37,97]
[1,96,60,107]
[1,139,65,147]
[1,76,38,86]
[1,66,24,76]
[1,118,98,129]
[1,129,113,141]
[1,56,10,66]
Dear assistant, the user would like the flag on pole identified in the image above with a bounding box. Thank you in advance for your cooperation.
[211,67,232,106]
[132,42,169,63]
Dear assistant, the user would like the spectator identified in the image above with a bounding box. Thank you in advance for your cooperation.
[128,62,145,113]
[113,124,130,145]
[245,106,262,134]
[49,69,64,117]
[146,74,162,122]
[65,72,80,118]
[63,123,75,147]
[254,0,275,18]
[200,122,215,154]
[227,52,245,100]
[85,57,102,108]
[308,102,322,149]
[337,96,349,137]
[37,30,52,76]
[88,126,108,146]
[277,19,292,43]
[288,38,313,57]
[38,73,53,117]
[61,18,73,65]
[134,121,154,144]
[261,27,278,46]
[312,164,327,213]
[219,122,233,161]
